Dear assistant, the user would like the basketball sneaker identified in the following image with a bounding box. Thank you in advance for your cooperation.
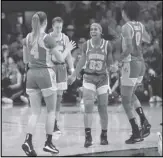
[84,134,93,148]
[22,141,37,156]
[43,141,59,154]
[100,132,109,145]
[140,119,151,138]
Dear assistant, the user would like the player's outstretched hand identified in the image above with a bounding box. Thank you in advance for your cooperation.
[68,73,76,85]
[66,41,76,52]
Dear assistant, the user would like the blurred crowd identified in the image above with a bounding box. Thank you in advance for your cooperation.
[2,1,162,105]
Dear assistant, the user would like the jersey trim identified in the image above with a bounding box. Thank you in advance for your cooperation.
[105,40,108,55]
[126,22,134,38]
[139,22,144,34]
[100,39,105,49]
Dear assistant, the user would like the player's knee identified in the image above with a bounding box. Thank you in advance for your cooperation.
[121,95,131,105]
[98,104,107,113]
[84,99,94,113]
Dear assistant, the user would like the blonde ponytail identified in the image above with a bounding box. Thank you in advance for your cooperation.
[31,13,40,42]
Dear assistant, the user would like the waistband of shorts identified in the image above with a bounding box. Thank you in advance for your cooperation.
[84,71,106,76]
[52,62,65,65]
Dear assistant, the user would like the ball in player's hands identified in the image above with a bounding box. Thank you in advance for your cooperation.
[44,35,56,49]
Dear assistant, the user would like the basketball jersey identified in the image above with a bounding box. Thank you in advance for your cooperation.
[84,39,109,75]
[50,33,67,63]
[122,21,144,60]
[26,32,53,68]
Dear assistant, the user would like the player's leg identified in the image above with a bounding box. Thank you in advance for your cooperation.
[22,69,40,156]
[121,61,143,144]
[83,76,96,147]
[40,68,59,154]
[54,64,67,133]
[97,74,109,145]
[132,61,151,138]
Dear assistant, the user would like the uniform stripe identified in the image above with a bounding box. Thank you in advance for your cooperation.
[100,39,105,48]
[126,22,134,38]
[83,81,96,92]
[105,40,108,55]
[86,40,89,55]
[139,22,144,34]
[90,39,94,48]
[97,85,108,95]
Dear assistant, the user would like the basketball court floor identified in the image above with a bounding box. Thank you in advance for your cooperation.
[2,102,162,156]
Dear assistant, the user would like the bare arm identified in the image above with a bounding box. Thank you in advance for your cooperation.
[119,24,133,62]
[23,36,30,64]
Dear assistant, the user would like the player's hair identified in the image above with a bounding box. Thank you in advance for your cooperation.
[122,1,140,21]
[52,17,63,26]
[32,11,47,40]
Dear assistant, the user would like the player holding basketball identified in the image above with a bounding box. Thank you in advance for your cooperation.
[50,17,75,134]
[68,23,117,147]
[117,1,151,144]
[22,12,75,156]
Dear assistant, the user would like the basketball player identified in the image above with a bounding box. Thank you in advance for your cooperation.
[22,12,75,156]
[68,23,117,147]
[50,17,75,134]
[116,1,151,144]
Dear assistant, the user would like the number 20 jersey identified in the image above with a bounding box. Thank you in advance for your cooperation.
[84,39,109,75]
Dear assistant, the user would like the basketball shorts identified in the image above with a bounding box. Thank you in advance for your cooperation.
[26,68,57,97]
[83,73,108,95]
[52,64,67,91]
[121,59,146,86]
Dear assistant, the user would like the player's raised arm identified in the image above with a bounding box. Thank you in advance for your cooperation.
[140,23,151,44]
[119,24,133,62]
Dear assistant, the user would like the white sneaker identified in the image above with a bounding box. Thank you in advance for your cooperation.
[149,96,156,103]
[2,97,13,104]
[156,96,162,102]
[20,95,29,104]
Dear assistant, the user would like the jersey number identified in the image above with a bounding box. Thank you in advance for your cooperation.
[31,46,39,59]
[89,60,103,71]
[135,32,141,46]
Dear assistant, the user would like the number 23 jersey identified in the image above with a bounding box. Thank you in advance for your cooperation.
[83,39,109,75]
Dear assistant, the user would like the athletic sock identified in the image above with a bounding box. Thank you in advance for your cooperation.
[46,134,52,143]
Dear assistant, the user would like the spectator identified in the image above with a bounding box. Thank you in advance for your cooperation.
[9,33,23,59]
[2,56,28,104]
[65,24,77,42]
